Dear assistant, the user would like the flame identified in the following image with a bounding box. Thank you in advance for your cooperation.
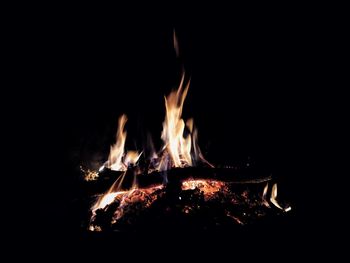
[85,32,293,232]
[160,73,190,168]
[95,31,212,174]
[92,171,128,213]
[158,73,213,170]
[173,30,180,57]
[124,150,142,167]
[90,184,164,229]
[92,191,125,212]
[262,183,270,207]
[107,114,128,171]
[156,30,202,170]
[191,124,214,168]
[284,206,292,212]
[270,183,291,212]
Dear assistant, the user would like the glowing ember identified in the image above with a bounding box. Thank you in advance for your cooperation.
[89,178,291,231]
[181,179,226,199]
[90,185,164,228]
[81,166,99,181]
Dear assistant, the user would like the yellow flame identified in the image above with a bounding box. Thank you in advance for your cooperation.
[107,114,128,171]
[161,73,191,168]
[158,73,213,170]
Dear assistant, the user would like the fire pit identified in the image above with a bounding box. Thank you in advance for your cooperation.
[80,32,292,233]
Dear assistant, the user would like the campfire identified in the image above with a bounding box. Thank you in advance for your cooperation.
[81,32,292,232]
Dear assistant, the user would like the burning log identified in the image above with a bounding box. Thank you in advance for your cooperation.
[89,179,290,232]
[88,167,290,232]
[84,166,272,195]
[85,167,272,198]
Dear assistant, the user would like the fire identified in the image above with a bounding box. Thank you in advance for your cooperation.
[124,150,142,167]
[92,80,215,219]
[94,30,212,175]
[262,183,270,207]
[156,30,202,169]
[91,171,129,213]
[90,185,164,229]
[106,114,128,171]
[100,115,142,171]
[96,76,210,175]
[173,30,180,58]
[92,191,126,212]
[270,183,291,212]
[85,31,293,232]
[160,74,191,168]
[156,74,213,171]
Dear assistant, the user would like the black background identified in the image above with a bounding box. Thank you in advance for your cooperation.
[10,2,331,258]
